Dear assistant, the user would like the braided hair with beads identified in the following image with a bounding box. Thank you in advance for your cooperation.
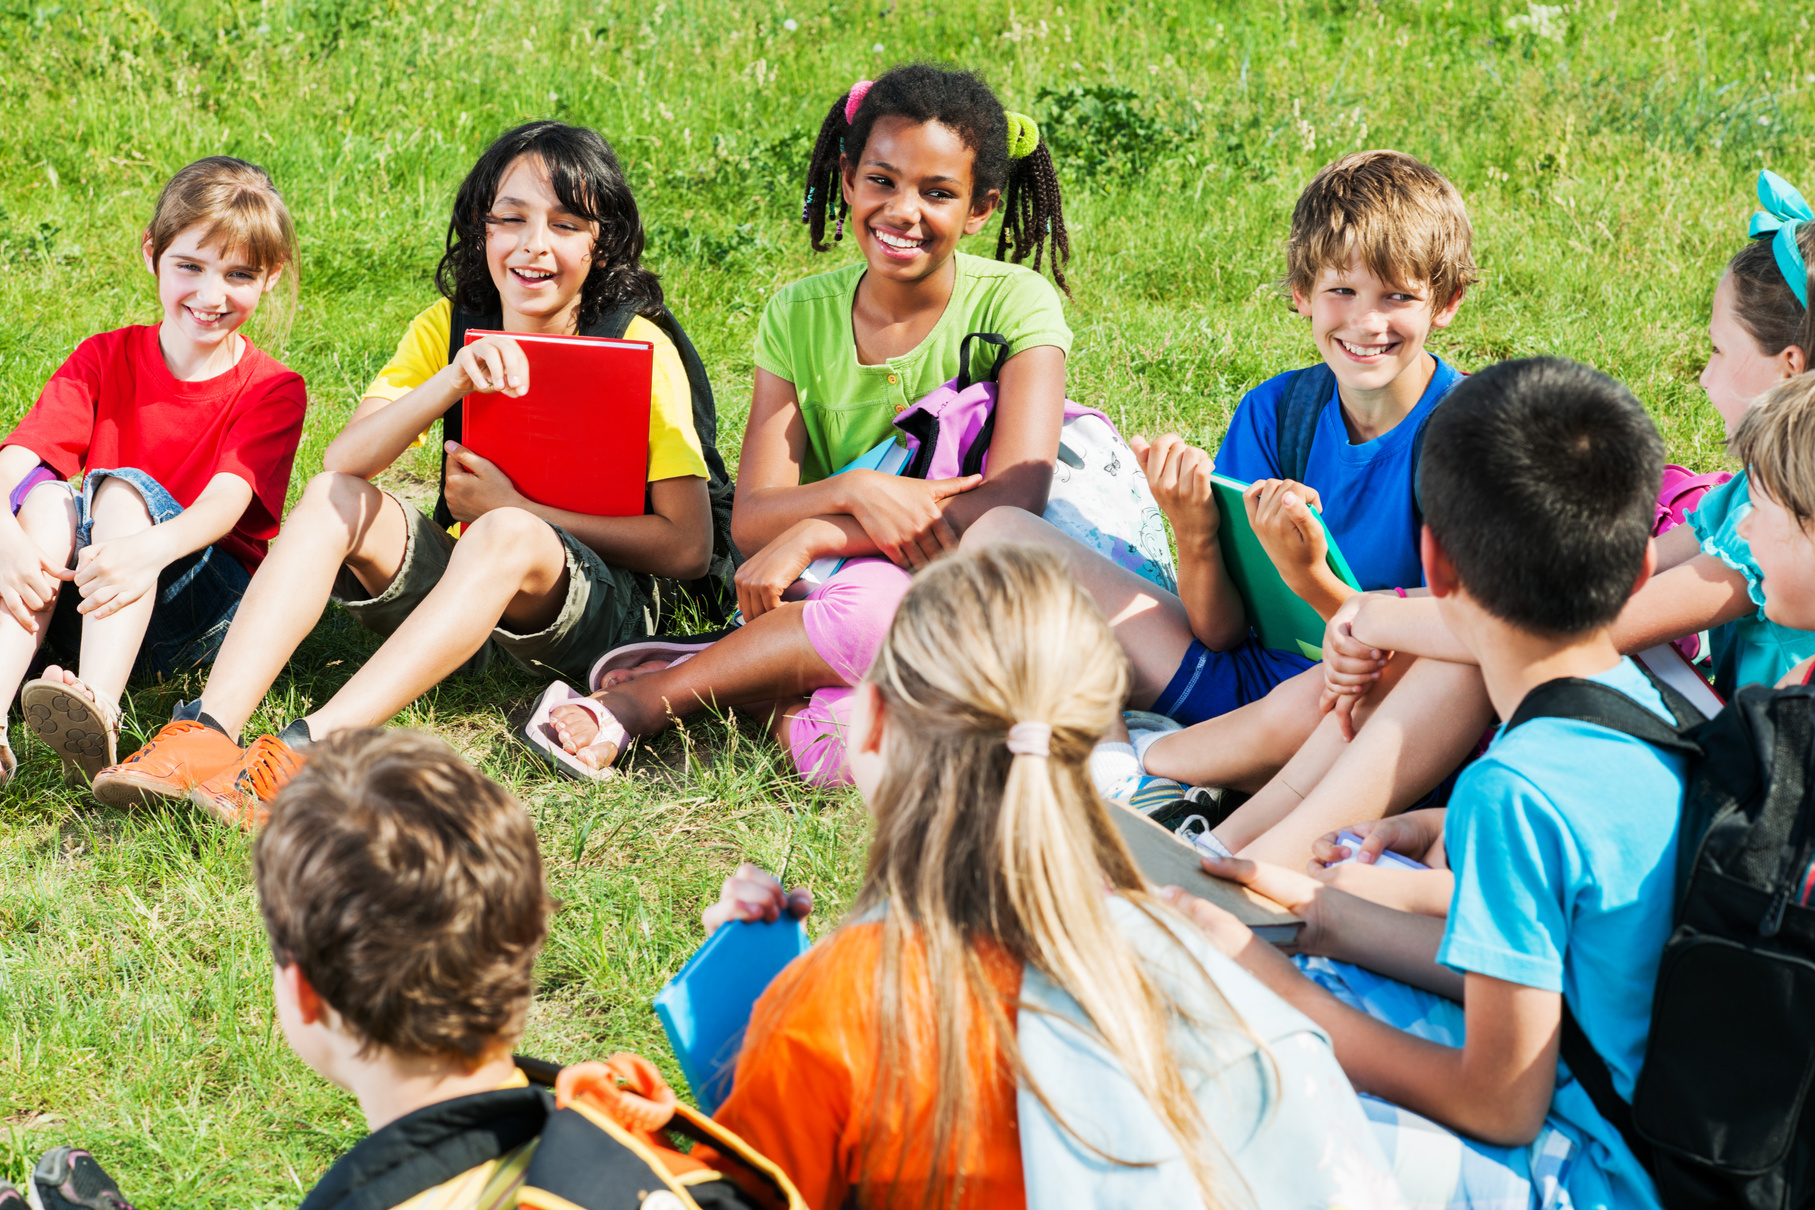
[800,63,1071,294]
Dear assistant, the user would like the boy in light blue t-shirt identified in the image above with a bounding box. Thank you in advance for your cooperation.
[1166,358,1685,1209]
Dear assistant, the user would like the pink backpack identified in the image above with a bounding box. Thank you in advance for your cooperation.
[1654,464,1732,538]
[1653,464,1732,664]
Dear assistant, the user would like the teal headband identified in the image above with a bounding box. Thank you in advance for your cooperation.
[1750,169,1812,310]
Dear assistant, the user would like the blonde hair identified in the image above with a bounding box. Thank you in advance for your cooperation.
[1284,149,1478,310]
[848,544,1247,1207]
[1729,373,1815,531]
[145,156,300,346]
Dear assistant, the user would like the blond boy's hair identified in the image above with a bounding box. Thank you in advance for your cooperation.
[1284,149,1478,309]
[1730,374,1815,530]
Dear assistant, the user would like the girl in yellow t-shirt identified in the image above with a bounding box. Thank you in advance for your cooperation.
[550,64,1075,784]
[94,120,715,819]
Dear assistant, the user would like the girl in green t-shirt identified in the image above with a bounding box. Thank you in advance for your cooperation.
[548,64,1078,783]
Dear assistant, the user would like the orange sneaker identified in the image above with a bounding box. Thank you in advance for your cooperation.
[189,734,307,828]
[92,720,243,808]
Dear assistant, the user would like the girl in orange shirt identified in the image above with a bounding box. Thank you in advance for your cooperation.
[694,545,1401,1209]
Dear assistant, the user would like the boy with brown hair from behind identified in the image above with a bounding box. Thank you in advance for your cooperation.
[17,729,801,1210]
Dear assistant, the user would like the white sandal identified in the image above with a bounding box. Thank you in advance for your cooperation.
[0,722,16,787]
[21,677,121,785]
[519,681,629,781]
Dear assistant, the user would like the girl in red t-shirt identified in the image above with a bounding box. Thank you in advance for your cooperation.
[0,157,305,784]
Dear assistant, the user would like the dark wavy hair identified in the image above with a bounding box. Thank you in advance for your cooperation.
[802,64,1071,294]
[435,120,663,326]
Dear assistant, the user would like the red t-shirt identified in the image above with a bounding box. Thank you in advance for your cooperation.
[5,325,307,572]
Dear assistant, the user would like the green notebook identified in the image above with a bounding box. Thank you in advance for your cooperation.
[1209,473,1362,660]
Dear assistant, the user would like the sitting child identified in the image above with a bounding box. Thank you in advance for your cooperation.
[1254,170,1815,869]
[13,728,803,1209]
[94,121,718,820]
[690,545,1403,1208]
[960,149,1492,815]
[1171,357,1684,1208]
[1728,373,1815,683]
[546,65,1076,785]
[0,157,304,784]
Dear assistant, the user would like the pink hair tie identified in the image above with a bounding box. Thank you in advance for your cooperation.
[1006,721,1051,757]
[844,80,874,125]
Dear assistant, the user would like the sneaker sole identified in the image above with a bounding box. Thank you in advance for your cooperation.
[19,681,116,786]
[188,785,255,829]
[91,767,201,809]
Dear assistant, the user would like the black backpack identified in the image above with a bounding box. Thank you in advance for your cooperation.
[444,302,742,625]
[1273,362,1437,529]
[1506,674,1815,1210]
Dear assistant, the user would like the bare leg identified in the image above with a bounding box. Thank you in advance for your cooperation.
[0,485,78,712]
[75,477,160,709]
[1220,657,1495,868]
[199,472,410,737]
[592,603,839,736]
[1141,667,1328,792]
[961,506,1194,707]
[304,506,569,737]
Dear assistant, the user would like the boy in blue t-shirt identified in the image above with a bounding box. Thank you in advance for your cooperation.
[967,151,1481,816]
[1167,358,1683,1208]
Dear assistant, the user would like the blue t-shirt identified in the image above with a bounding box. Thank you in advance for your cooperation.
[1214,354,1462,592]
[1440,657,1689,1209]
[1688,469,1815,695]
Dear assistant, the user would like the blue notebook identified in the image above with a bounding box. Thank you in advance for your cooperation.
[653,916,811,1114]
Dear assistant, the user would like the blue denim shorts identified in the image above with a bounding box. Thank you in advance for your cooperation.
[34,467,252,679]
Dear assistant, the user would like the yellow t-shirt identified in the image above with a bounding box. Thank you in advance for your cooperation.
[363,298,709,483]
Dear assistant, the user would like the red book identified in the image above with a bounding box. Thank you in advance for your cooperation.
[460,329,653,518]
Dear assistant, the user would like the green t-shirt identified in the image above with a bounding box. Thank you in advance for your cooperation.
[753,252,1073,483]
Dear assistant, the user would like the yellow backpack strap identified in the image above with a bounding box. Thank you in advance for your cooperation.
[665,1103,810,1210]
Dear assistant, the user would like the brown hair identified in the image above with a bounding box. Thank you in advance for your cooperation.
[144,155,301,345]
[843,544,1252,1208]
[1284,149,1477,310]
[1724,224,1815,366]
[1730,373,1815,531]
[253,729,552,1066]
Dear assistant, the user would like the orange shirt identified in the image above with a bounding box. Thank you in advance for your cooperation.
[704,922,1026,1210]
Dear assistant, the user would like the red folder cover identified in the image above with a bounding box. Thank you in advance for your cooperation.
[460,329,654,518]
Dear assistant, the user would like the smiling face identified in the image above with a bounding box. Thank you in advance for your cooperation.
[841,116,998,287]
[1701,272,1802,434]
[484,155,598,333]
[1293,256,1461,396]
[1737,478,1815,631]
[143,224,280,353]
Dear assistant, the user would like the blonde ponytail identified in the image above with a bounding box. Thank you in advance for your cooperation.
[842,544,1252,1208]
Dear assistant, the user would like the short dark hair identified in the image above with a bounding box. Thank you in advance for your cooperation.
[436,120,662,327]
[1419,357,1663,635]
[253,729,552,1065]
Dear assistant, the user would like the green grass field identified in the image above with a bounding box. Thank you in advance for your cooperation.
[0,0,1809,1202]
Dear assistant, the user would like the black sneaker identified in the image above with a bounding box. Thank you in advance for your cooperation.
[28,1148,135,1210]
[0,1181,27,1210]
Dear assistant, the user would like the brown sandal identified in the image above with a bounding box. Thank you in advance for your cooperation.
[21,678,120,785]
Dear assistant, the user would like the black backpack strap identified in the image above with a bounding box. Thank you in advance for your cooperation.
[958,331,1010,392]
[1558,1004,1656,1174]
[438,302,504,530]
[1273,363,1335,483]
[1505,667,1703,755]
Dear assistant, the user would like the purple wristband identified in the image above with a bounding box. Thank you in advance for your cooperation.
[8,465,57,515]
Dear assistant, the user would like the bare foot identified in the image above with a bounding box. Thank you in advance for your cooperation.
[41,665,105,712]
[598,653,696,688]
[552,695,624,770]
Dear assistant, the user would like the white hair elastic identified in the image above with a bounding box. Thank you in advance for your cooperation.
[1006,721,1052,757]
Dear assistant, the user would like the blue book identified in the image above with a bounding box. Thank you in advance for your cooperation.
[653,916,811,1115]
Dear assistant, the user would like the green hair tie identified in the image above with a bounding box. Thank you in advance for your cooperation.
[1006,112,1039,161]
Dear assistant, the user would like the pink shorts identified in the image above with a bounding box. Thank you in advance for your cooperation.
[786,557,913,785]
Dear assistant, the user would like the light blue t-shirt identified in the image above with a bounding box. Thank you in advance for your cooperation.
[1688,469,1815,695]
[1440,657,1689,1208]
[1214,354,1462,592]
